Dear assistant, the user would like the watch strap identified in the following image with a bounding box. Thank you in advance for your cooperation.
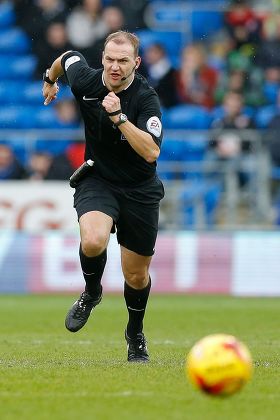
[114,115,127,127]
[107,109,122,116]
[43,69,56,85]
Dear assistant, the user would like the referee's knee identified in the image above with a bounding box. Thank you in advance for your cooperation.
[123,271,149,289]
[81,235,107,257]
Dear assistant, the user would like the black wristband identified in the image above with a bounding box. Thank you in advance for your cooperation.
[107,109,122,116]
[43,69,56,85]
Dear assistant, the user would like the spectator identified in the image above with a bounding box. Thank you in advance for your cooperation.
[266,90,280,167]
[46,142,85,180]
[255,13,280,69]
[14,0,67,43]
[111,0,149,31]
[66,0,107,53]
[54,97,81,128]
[209,91,256,187]
[33,21,73,80]
[214,68,266,106]
[144,43,178,108]
[87,6,126,68]
[175,44,218,109]
[27,142,85,181]
[34,97,81,156]
[0,144,27,180]
[224,0,261,50]
[27,151,53,180]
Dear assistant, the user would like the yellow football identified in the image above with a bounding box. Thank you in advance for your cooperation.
[186,334,253,396]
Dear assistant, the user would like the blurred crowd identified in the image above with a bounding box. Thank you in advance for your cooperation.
[2,0,280,185]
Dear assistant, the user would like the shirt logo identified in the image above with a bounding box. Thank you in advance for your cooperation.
[65,55,80,71]
[83,96,99,101]
[146,116,162,138]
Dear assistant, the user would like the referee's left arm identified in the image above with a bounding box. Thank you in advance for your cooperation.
[116,120,160,163]
[102,91,160,163]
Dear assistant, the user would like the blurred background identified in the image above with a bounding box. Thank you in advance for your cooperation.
[1,0,280,296]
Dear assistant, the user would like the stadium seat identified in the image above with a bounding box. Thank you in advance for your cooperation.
[0,28,30,54]
[0,55,37,79]
[163,105,213,129]
[135,29,184,61]
[211,105,255,120]
[158,138,185,179]
[0,105,35,128]
[0,1,15,28]
[34,139,71,155]
[33,105,80,129]
[180,180,222,226]
[0,81,45,105]
[254,105,277,129]
[22,82,72,105]
[158,137,208,180]
[191,11,224,40]
[0,81,73,105]
[145,2,224,43]
[263,81,279,104]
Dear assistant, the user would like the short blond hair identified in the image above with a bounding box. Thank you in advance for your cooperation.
[104,31,140,57]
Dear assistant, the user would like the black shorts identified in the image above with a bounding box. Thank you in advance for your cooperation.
[73,174,165,256]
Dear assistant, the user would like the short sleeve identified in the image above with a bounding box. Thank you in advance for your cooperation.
[137,90,163,146]
[61,51,98,95]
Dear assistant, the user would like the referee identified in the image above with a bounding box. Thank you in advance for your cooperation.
[42,31,164,363]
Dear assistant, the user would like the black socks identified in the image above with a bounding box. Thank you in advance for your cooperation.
[124,278,151,338]
[79,245,107,299]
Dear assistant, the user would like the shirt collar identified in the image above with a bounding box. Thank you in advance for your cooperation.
[102,71,135,91]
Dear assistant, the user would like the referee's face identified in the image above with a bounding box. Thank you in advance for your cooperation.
[102,40,140,91]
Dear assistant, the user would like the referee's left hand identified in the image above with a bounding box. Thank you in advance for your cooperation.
[102,92,121,122]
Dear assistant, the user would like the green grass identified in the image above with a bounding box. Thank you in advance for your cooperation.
[0,294,279,420]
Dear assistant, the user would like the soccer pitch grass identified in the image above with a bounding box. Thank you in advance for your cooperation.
[0,295,280,420]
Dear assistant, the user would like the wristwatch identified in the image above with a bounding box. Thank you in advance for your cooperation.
[114,113,128,127]
[43,69,56,85]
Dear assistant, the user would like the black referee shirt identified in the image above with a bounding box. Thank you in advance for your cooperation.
[61,51,163,186]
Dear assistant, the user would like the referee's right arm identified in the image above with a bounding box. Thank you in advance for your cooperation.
[42,51,72,105]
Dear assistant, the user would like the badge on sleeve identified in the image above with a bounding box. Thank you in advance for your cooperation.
[146,116,162,137]
[65,55,81,71]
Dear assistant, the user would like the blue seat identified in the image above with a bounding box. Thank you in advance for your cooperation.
[0,2,15,28]
[0,105,35,128]
[8,138,29,163]
[136,29,184,59]
[145,2,224,42]
[0,55,37,79]
[21,81,44,104]
[0,81,73,105]
[158,137,207,180]
[0,28,30,53]
[191,11,224,40]
[180,180,222,226]
[211,105,255,120]
[159,138,186,161]
[254,105,277,128]
[34,139,71,155]
[164,105,213,129]
[263,81,280,104]
[33,105,80,129]
[0,103,80,129]
[0,80,33,104]
[22,81,72,104]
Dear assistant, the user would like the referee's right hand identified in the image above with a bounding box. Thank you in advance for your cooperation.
[43,82,59,106]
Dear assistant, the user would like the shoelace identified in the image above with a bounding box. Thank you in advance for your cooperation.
[74,293,91,317]
[135,336,146,352]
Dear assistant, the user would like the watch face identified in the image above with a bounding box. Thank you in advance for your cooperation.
[120,114,127,122]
